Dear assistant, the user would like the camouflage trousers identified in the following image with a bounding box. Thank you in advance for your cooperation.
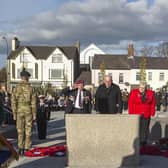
[16,113,33,149]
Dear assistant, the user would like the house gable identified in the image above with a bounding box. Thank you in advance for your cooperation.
[46,47,69,63]
[11,47,37,63]
[80,43,105,64]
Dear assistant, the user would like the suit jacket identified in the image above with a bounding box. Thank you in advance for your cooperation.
[95,83,122,114]
[65,88,92,114]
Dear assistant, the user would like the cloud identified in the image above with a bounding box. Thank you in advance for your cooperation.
[1,0,168,52]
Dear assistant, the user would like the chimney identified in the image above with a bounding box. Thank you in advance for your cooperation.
[128,43,134,58]
[75,41,80,53]
[12,37,20,51]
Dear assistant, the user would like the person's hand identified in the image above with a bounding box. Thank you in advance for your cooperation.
[13,114,16,120]
[33,114,36,121]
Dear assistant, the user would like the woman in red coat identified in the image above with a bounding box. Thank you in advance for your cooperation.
[128,81,156,146]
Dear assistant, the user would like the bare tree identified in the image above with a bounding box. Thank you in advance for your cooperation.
[0,67,7,82]
[139,56,146,81]
[159,42,168,57]
[140,46,155,57]
[153,42,168,57]
[99,61,105,84]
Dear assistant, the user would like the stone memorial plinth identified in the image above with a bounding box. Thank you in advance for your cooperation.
[66,114,139,168]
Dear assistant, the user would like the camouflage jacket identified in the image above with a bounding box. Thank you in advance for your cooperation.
[11,81,36,115]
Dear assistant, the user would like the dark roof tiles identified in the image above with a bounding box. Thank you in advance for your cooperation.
[8,45,78,60]
[92,54,168,70]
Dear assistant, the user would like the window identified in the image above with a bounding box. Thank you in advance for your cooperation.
[20,53,30,63]
[12,63,15,79]
[35,63,38,79]
[119,73,124,84]
[159,72,164,81]
[17,68,33,79]
[49,69,63,79]
[98,72,104,84]
[17,69,21,79]
[148,72,152,81]
[136,72,140,81]
[108,73,112,78]
[52,54,63,63]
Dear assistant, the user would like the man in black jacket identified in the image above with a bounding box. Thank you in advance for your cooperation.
[95,75,122,114]
[65,80,92,114]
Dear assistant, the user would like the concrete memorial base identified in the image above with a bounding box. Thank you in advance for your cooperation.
[66,114,140,168]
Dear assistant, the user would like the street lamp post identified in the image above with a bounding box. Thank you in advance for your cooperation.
[2,36,9,91]
[2,36,8,56]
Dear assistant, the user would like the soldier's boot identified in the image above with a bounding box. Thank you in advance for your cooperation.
[18,149,24,156]
[24,148,29,153]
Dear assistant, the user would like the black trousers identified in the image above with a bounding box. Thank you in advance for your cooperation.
[140,115,150,146]
[72,108,84,114]
[156,104,161,111]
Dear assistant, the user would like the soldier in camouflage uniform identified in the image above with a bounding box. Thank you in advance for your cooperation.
[11,69,36,156]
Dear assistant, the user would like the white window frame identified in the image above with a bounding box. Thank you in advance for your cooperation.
[20,53,31,63]
[159,72,164,81]
[52,54,63,63]
[17,68,33,79]
[119,73,124,84]
[98,72,104,83]
[148,72,152,81]
[49,69,63,79]
[136,72,140,81]
[108,73,113,78]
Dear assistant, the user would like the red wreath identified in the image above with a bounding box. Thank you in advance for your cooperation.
[24,145,66,157]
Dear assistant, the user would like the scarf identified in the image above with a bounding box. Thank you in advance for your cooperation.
[140,91,146,103]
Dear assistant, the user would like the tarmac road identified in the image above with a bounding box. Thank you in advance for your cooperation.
[8,111,66,168]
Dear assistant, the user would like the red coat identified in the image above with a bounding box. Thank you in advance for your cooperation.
[128,89,156,118]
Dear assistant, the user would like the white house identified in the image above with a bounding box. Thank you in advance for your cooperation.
[80,43,104,67]
[92,44,168,91]
[7,37,80,90]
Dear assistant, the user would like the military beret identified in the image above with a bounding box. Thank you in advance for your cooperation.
[75,80,84,85]
[20,69,31,77]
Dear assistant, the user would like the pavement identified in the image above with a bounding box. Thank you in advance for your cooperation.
[2,111,66,168]
[1,110,168,168]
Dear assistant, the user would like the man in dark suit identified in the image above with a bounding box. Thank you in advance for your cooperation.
[95,75,122,114]
[65,80,92,114]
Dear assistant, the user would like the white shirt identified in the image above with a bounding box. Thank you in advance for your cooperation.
[74,89,84,109]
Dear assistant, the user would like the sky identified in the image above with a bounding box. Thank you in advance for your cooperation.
[0,0,168,67]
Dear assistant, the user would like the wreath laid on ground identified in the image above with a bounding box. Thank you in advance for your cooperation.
[24,145,66,157]
[140,138,168,157]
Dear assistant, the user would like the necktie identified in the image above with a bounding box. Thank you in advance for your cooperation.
[79,90,82,107]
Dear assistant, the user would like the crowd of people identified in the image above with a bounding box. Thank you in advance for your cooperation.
[0,68,168,159]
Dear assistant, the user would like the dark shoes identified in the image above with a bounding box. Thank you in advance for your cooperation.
[24,149,29,152]
[18,149,24,156]
[18,148,30,156]
[140,141,147,147]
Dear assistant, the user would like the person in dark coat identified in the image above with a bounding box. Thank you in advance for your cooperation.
[155,88,162,111]
[95,75,122,114]
[65,80,92,114]
[0,96,4,127]
[36,95,49,139]
[122,88,129,111]
[0,84,12,126]
[161,87,167,112]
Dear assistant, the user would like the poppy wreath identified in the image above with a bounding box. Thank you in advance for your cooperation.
[140,138,168,157]
[24,145,66,157]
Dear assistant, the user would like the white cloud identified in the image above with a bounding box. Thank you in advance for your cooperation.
[1,0,168,51]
